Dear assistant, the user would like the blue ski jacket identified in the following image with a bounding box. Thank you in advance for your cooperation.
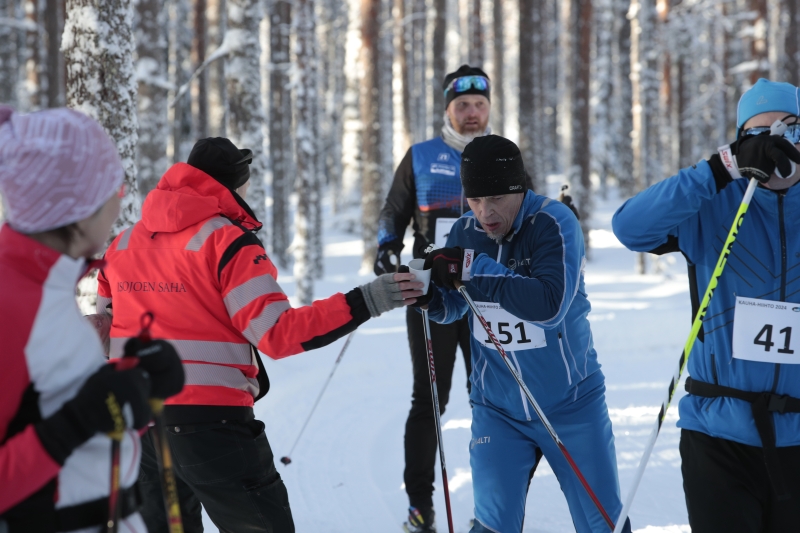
[426,190,604,421]
[612,160,800,447]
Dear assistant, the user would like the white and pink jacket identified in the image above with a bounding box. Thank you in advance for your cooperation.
[0,224,144,533]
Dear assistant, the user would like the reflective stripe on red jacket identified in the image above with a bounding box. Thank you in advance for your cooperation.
[98,163,371,409]
[0,225,143,531]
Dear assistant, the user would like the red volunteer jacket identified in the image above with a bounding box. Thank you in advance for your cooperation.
[0,225,143,532]
[98,164,371,414]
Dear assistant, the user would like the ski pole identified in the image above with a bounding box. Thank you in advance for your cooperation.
[149,400,184,533]
[421,308,455,533]
[454,281,616,531]
[612,177,758,533]
[280,332,355,465]
[107,313,154,533]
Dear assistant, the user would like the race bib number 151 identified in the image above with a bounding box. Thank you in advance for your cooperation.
[472,301,547,351]
[732,296,800,364]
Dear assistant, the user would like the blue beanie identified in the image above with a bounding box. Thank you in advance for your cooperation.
[737,78,800,128]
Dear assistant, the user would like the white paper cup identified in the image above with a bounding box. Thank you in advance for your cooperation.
[408,258,431,294]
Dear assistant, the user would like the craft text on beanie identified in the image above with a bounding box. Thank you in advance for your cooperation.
[187,137,253,190]
[461,135,526,198]
[737,78,800,128]
[443,65,491,110]
[0,106,124,233]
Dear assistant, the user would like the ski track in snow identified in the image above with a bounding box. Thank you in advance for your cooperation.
[202,185,692,532]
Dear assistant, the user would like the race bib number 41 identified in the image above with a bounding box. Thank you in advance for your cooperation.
[472,301,547,351]
[732,296,800,364]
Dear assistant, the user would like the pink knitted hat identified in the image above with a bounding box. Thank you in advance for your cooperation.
[0,106,124,233]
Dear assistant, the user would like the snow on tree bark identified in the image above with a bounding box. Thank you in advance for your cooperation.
[226,0,268,228]
[379,0,393,184]
[360,0,383,270]
[269,0,292,268]
[611,0,633,196]
[194,0,208,138]
[591,0,613,196]
[293,0,322,304]
[340,0,363,210]
[63,0,139,312]
[136,0,169,196]
[0,0,20,105]
[323,0,346,212]
[26,0,47,109]
[560,0,592,251]
[397,0,412,151]
[208,0,227,136]
[170,0,193,163]
[63,0,140,238]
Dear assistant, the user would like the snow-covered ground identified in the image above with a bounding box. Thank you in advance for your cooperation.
[203,182,694,532]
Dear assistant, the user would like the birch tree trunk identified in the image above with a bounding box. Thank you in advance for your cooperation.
[293,0,321,304]
[340,0,363,209]
[490,0,502,136]
[360,0,383,270]
[208,0,227,136]
[324,0,346,209]
[269,0,292,268]
[226,0,268,227]
[561,0,592,251]
[171,0,193,163]
[136,0,169,196]
[431,0,445,133]
[591,0,613,196]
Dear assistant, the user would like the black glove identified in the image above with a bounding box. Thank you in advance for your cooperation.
[34,364,152,464]
[123,338,185,399]
[709,134,800,190]
[373,240,403,276]
[423,246,464,291]
[398,265,433,307]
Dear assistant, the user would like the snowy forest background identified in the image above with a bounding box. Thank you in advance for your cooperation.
[0,0,799,304]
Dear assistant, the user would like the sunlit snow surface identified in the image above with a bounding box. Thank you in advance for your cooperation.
[202,185,692,532]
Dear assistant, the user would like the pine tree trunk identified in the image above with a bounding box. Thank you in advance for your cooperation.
[226,0,268,227]
[612,0,633,197]
[171,0,193,163]
[561,0,592,252]
[136,0,169,196]
[45,0,64,107]
[360,0,382,270]
[543,0,560,175]
[786,0,800,86]
[412,0,426,142]
[431,0,445,133]
[396,0,411,151]
[490,0,502,136]
[269,0,292,268]
[208,0,227,136]
[468,0,482,64]
[64,0,139,311]
[591,0,613,196]
[518,0,541,191]
[194,0,208,138]
[293,0,321,304]
[26,0,46,109]
[326,0,347,211]
[0,0,20,105]
[749,0,769,84]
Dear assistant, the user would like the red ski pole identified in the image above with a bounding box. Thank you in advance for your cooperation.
[454,282,615,531]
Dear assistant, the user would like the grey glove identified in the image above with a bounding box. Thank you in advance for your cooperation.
[360,273,406,317]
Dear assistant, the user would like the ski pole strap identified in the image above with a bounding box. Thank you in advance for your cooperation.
[684,377,800,500]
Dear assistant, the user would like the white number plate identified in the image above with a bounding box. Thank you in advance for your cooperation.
[472,301,547,351]
[732,296,800,364]
[435,217,459,249]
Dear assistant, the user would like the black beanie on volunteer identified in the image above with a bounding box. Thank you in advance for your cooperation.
[461,135,526,198]
[443,65,491,109]
[187,137,253,190]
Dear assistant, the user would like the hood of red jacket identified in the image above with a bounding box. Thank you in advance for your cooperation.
[141,163,261,234]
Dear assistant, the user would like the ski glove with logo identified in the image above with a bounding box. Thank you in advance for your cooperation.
[360,273,410,317]
[424,246,467,291]
[708,133,800,191]
[34,364,152,465]
[373,240,403,276]
[122,338,185,400]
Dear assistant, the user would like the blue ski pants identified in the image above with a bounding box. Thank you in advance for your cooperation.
[468,382,631,533]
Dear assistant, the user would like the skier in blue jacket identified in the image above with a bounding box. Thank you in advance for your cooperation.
[420,135,631,533]
[613,78,800,532]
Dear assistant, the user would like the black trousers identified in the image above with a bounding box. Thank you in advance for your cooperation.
[680,429,800,533]
[404,307,472,510]
[139,418,294,533]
